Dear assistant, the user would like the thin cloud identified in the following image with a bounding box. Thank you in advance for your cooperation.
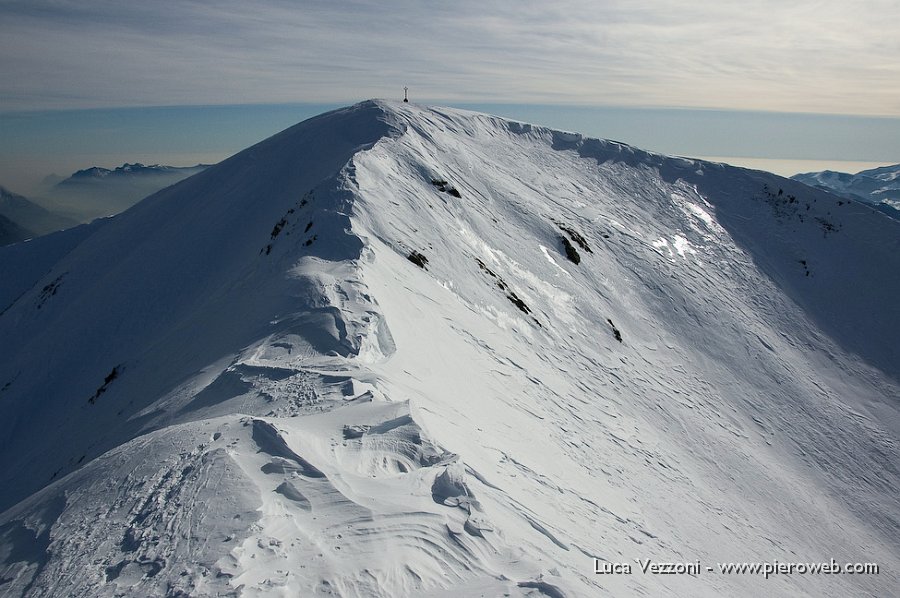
[0,0,898,114]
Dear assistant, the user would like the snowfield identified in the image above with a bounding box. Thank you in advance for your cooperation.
[1,100,898,597]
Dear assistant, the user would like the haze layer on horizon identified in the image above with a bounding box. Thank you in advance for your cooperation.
[2,102,899,196]
[1,1,897,193]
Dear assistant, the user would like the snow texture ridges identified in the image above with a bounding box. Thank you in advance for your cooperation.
[1,100,899,597]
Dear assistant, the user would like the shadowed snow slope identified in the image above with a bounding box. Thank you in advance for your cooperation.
[1,100,898,597]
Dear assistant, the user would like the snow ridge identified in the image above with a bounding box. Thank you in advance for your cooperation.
[1,100,898,597]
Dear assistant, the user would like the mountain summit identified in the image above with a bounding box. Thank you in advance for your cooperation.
[1,100,898,597]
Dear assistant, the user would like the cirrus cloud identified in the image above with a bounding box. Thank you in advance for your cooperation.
[0,0,898,115]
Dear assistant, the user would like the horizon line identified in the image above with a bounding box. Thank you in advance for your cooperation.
[4,100,900,121]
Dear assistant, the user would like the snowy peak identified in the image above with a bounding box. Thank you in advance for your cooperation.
[61,162,210,183]
[1,101,898,597]
[48,162,213,222]
[357,101,900,377]
[67,165,111,180]
[791,163,900,216]
[0,100,400,507]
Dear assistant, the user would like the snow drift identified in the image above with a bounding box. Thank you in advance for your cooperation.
[1,100,898,597]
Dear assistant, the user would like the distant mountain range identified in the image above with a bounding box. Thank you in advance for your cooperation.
[58,162,210,184]
[791,164,900,219]
[1,163,213,246]
[46,162,211,222]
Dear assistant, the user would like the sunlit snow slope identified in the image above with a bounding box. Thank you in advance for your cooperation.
[1,101,898,597]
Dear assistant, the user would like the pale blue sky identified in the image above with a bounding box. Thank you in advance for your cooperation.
[1,1,898,192]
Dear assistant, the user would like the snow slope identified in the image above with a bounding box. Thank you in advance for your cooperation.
[0,213,32,247]
[1,101,898,597]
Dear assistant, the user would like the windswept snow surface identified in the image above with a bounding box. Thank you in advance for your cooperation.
[1,101,899,597]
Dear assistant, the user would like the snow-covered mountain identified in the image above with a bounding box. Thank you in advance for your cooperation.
[1,101,898,598]
[791,164,900,218]
[0,186,78,240]
[46,162,211,222]
[60,162,210,183]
